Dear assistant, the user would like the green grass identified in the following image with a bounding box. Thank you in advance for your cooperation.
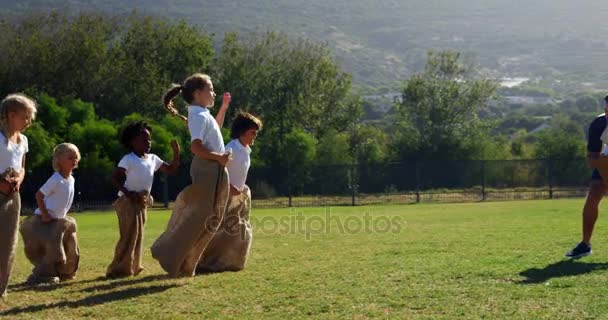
[1,199,607,319]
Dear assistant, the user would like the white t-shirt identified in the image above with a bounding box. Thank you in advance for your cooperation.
[117,152,164,196]
[35,172,75,219]
[187,105,225,154]
[225,139,251,190]
[0,132,28,173]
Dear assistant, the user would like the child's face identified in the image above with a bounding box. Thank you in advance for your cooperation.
[59,151,80,172]
[194,81,216,107]
[132,129,152,155]
[9,109,33,132]
[240,128,258,147]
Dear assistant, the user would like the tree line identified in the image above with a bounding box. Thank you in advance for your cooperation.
[0,11,591,197]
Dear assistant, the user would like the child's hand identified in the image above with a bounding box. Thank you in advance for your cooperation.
[0,179,12,195]
[217,153,231,167]
[40,213,54,224]
[221,92,231,109]
[171,139,180,155]
[10,176,21,192]
[229,185,241,196]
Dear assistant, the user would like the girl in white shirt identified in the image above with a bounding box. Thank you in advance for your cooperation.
[198,112,262,273]
[152,73,232,277]
[20,143,81,284]
[106,121,180,278]
[0,93,36,298]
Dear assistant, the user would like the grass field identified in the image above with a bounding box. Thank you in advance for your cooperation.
[1,199,607,319]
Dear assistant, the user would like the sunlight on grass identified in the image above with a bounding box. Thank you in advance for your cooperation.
[1,199,608,319]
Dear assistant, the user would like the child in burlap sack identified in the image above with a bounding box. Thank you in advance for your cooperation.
[20,143,81,285]
[106,121,180,278]
[0,93,36,298]
[197,112,262,273]
[152,74,231,277]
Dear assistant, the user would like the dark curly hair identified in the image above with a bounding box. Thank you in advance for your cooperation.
[230,112,262,139]
[120,121,152,150]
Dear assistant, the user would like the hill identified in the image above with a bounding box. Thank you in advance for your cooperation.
[3,0,608,89]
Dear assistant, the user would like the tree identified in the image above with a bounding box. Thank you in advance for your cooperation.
[394,51,498,160]
[315,129,352,166]
[283,129,317,195]
[212,32,362,170]
[0,11,214,120]
[0,12,116,101]
[25,123,56,170]
[98,15,214,119]
[348,124,388,164]
[534,130,585,160]
[575,94,600,113]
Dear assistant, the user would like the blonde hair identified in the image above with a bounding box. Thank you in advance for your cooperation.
[0,93,37,144]
[162,73,212,108]
[52,143,81,172]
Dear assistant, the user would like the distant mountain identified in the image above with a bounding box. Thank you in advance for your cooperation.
[3,0,608,88]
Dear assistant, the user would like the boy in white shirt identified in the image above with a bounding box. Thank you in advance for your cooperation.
[106,121,180,278]
[20,143,81,284]
[198,112,262,272]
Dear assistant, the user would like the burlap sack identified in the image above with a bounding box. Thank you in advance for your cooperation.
[0,168,21,297]
[20,215,79,283]
[197,185,252,273]
[151,158,229,277]
[106,192,153,278]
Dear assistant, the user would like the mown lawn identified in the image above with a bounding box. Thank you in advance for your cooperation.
[1,199,607,319]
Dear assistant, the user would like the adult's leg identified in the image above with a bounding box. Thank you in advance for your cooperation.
[582,180,607,244]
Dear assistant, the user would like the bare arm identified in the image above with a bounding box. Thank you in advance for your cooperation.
[191,140,230,166]
[214,93,231,128]
[35,191,54,223]
[158,140,181,175]
[112,167,139,202]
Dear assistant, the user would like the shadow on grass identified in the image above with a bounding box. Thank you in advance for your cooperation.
[8,276,107,293]
[518,260,608,284]
[79,274,170,293]
[195,267,242,276]
[0,284,180,316]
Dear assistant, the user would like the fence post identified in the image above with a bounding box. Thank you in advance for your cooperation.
[547,159,553,200]
[415,161,421,203]
[350,164,357,207]
[162,174,169,208]
[287,162,292,207]
[481,161,486,201]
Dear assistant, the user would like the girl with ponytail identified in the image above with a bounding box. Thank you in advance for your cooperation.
[151,74,232,277]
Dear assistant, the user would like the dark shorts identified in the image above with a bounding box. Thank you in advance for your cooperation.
[592,169,603,181]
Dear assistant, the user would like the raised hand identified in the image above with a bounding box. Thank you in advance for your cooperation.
[221,92,231,109]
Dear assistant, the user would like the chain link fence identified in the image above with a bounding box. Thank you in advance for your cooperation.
[19,159,591,212]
